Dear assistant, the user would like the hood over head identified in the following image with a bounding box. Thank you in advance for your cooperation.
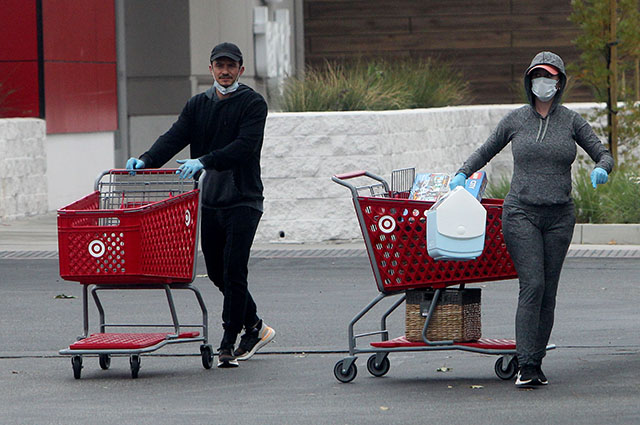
[524,51,567,110]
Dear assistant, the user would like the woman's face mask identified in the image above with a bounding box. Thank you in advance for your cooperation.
[531,77,558,102]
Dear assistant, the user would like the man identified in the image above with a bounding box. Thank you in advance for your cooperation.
[126,42,275,368]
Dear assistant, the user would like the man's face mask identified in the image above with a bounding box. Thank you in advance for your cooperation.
[531,77,558,102]
[214,78,239,95]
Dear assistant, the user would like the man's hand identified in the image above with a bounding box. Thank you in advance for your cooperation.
[176,159,204,179]
[126,157,145,175]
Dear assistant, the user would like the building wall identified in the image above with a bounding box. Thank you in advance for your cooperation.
[124,0,302,165]
[0,1,40,118]
[42,0,118,134]
[303,0,589,104]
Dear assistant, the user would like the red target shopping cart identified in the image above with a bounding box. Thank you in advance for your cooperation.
[331,168,554,383]
[57,169,212,379]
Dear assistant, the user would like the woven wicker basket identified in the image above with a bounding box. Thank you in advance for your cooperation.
[405,288,481,342]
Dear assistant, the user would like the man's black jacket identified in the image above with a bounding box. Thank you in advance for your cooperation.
[140,84,268,210]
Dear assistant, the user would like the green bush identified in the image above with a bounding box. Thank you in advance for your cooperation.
[484,163,640,223]
[280,58,471,112]
[484,174,511,199]
[573,163,640,223]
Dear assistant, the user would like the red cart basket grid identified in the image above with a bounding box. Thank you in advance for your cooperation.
[331,168,555,383]
[57,169,213,379]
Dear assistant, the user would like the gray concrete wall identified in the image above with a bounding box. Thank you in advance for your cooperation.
[124,0,192,117]
[7,104,634,245]
[0,119,48,222]
[121,0,301,167]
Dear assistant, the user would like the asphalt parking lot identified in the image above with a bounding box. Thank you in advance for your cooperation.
[1,254,639,424]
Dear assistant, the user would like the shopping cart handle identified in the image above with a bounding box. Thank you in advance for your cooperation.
[333,170,367,180]
[332,170,390,197]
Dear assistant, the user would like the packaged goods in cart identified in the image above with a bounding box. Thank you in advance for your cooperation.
[409,173,451,201]
[464,171,488,201]
[426,186,487,260]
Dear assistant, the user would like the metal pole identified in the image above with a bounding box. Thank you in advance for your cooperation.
[609,0,619,162]
[115,0,129,168]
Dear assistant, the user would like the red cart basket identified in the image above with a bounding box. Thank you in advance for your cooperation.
[331,168,555,383]
[58,169,213,379]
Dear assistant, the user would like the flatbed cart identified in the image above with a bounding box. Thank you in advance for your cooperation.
[331,169,555,383]
[57,169,213,379]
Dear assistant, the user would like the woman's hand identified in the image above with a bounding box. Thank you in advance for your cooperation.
[449,173,467,190]
[590,167,608,189]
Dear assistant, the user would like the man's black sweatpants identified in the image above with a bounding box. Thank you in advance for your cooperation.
[200,206,262,350]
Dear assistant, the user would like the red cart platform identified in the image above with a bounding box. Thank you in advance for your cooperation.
[57,169,213,379]
[331,169,554,383]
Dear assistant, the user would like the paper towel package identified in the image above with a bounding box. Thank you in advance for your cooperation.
[426,186,487,260]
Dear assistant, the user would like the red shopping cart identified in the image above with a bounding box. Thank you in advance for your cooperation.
[57,169,212,379]
[331,168,554,383]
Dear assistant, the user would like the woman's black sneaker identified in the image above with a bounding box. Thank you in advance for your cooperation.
[536,365,548,385]
[515,365,540,387]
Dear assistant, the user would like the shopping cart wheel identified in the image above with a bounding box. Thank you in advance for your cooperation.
[200,344,213,369]
[71,355,83,379]
[334,359,357,383]
[366,354,390,377]
[494,356,518,380]
[99,354,111,370]
[129,354,141,379]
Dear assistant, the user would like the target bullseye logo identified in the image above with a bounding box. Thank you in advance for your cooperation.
[88,240,106,258]
[185,210,192,226]
[378,215,396,233]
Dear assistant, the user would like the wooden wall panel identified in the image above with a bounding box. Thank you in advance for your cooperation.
[304,0,591,104]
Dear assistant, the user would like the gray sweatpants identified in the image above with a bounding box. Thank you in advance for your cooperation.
[502,202,575,367]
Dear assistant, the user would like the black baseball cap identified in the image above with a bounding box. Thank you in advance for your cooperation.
[210,42,243,64]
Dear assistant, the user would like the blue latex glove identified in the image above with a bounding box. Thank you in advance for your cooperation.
[125,157,145,175]
[590,167,608,189]
[449,173,467,190]
[176,158,204,179]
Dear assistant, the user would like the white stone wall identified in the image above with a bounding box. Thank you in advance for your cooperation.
[257,103,603,243]
[0,118,48,222]
[0,103,607,239]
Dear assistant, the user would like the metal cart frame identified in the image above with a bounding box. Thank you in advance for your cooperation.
[331,169,554,383]
[57,169,213,379]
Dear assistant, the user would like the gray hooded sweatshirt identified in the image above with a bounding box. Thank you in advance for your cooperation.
[457,51,614,207]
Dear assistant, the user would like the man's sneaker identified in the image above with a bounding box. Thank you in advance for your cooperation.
[233,321,276,361]
[536,365,548,385]
[515,365,540,387]
[217,348,239,368]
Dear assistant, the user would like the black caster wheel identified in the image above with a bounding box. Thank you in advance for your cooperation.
[71,355,83,379]
[333,359,357,383]
[494,356,518,380]
[366,354,390,377]
[200,344,214,369]
[99,354,111,370]
[129,354,141,379]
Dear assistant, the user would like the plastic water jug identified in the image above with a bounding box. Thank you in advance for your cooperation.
[426,186,487,260]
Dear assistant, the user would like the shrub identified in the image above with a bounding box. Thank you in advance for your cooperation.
[573,162,640,223]
[280,58,471,112]
[482,163,640,224]
[484,174,511,200]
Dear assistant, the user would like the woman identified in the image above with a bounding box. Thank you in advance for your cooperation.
[450,51,614,387]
